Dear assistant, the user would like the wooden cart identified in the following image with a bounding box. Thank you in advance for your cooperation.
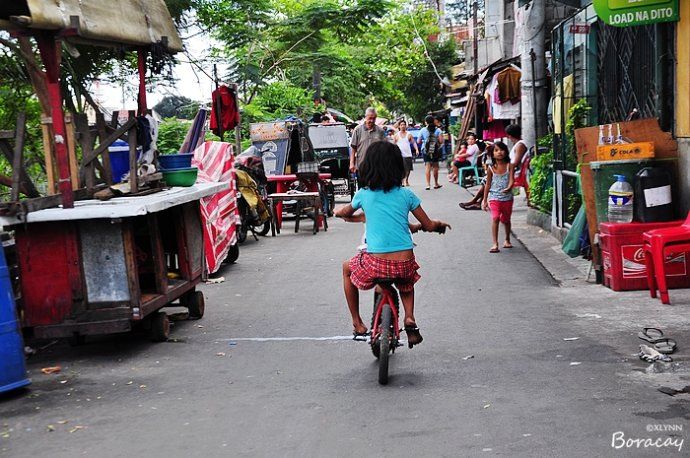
[0,183,226,342]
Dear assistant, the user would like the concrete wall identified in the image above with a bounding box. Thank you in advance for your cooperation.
[675,1,690,216]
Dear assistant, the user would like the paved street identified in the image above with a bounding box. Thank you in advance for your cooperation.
[1,169,688,457]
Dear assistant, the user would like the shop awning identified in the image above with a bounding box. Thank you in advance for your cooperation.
[0,0,183,52]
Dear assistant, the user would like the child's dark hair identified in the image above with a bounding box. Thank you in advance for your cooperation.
[460,141,468,147]
[493,141,510,163]
[359,141,404,192]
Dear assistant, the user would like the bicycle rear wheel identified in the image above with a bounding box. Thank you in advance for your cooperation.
[378,305,392,385]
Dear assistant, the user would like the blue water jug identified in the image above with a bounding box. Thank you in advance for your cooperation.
[0,245,30,393]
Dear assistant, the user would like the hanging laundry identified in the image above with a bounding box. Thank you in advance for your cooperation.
[496,67,521,104]
[482,119,507,141]
[485,74,520,120]
[210,85,240,136]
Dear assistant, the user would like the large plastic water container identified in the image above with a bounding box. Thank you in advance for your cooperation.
[108,140,131,183]
[262,151,277,175]
[608,174,633,223]
[0,245,30,393]
[633,167,673,223]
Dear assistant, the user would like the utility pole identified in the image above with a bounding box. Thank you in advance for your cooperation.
[472,1,479,134]
[520,0,547,149]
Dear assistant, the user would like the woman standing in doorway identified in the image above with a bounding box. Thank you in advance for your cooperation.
[420,115,443,190]
[395,120,419,186]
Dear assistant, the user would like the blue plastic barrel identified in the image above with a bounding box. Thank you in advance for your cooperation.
[109,140,131,184]
[0,245,30,393]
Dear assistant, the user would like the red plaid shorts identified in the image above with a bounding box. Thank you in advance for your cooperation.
[348,252,421,292]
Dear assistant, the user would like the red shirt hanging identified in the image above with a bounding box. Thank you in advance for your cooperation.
[210,86,240,136]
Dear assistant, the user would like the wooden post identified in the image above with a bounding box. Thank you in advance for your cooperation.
[96,113,113,185]
[10,112,26,202]
[36,33,74,208]
[128,110,138,193]
[74,114,96,193]
[40,115,57,194]
[137,49,148,116]
[64,112,80,190]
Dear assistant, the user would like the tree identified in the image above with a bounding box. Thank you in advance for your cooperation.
[153,95,200,119]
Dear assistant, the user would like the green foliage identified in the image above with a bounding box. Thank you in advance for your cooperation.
[528,143,554,214]
[153,95,200,119]
[157,118,191,154]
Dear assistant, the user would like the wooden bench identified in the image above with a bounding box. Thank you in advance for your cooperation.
[267,192,328,235]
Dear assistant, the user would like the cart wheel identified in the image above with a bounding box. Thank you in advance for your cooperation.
[150,311,170,342]
[225,243,240,264]
[185,291,205,319]
[237,224,248,243]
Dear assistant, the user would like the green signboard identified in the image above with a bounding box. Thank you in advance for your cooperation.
[593,0,679,27]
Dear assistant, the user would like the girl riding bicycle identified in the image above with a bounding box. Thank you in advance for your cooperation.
[334,141,450,347]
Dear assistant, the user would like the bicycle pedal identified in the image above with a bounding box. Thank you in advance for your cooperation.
[352,335,369,342]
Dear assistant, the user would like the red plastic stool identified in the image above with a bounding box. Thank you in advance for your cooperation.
[643,212,690,304]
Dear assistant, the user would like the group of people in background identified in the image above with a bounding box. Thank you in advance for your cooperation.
[349,107,529,253]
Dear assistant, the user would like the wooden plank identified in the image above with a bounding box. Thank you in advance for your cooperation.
[0,130,14,139]
[40,115,57,194]
[0,139,39,198]
[74,113,97,192]
[64,112,80,190]
[128,111,138,194]
[10,112,26,202]
[147,213,168,294]
[122,222,141,314]
[96,113,113,185]
[80,117,136,167]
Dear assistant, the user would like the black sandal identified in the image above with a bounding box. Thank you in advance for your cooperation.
[404,325,423,348]
[352,330,370,341]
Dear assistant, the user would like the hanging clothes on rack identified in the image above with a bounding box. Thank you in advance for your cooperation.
[482,119,508,141]
[210,85,240,136]
[496,67,521,104]
[485,74,520,121]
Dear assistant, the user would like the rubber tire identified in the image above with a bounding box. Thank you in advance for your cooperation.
[255,220,271,236]
[185,291,205,319]
[225,243,239,264]
[150,311,170,342]
[378,305,392,385]
[371,292,382,359]
[237,224,248,244]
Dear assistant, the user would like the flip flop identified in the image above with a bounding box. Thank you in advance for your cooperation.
[434,185,443,189]
[654,338,677,354]
[503,242,513,249]
[352,330,370,341]
[489,247,500,253]
[637,327,665,343]
[404,324,423,348]
[425,187,431,190]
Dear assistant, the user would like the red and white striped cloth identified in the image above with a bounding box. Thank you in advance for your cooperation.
[192,141,239,274]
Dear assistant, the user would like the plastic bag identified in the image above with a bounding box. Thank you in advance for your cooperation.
[562,205,587,258]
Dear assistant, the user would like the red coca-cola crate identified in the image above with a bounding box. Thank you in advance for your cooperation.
[600,221,690,291]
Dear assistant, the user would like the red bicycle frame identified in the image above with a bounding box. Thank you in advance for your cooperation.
[370,285,401,341]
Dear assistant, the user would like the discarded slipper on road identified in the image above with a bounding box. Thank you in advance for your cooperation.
[638,344,673,363]
[638,327,677,354]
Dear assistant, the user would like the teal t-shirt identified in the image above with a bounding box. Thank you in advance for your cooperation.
[352,186,422,253]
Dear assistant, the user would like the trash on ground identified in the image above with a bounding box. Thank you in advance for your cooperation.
[563,337,580,341]
[46,425,55,432]
[638,344,672,363]
[41,366,61,375]
[69,425,85,433]
[24,346,36,356]
[463,355,475,360]
[657,386,690,397]
[569,362,582,366]
[483,404,491,409]
[216,352,226,357]
[206,276,225,284]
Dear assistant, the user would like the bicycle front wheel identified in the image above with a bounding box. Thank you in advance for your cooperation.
[378,305,392,385]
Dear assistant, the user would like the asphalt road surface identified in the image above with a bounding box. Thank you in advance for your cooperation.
[1,169,687,457]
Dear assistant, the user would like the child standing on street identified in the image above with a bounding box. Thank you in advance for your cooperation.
[335,141,450,347]
[482,141,514,253]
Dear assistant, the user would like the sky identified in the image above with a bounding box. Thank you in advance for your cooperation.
[94,28,226,112]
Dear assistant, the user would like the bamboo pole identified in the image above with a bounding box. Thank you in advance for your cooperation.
[64,112,80,190]
[40,115,57,195]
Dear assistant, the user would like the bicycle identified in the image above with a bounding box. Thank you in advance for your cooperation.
[369,280,401,385]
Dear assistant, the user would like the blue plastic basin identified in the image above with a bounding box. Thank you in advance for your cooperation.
[159,153,194,170]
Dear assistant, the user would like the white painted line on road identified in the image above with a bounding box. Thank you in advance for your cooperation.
[220,336,359,342]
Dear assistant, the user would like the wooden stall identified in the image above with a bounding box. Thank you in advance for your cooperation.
[0,183,226,341]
